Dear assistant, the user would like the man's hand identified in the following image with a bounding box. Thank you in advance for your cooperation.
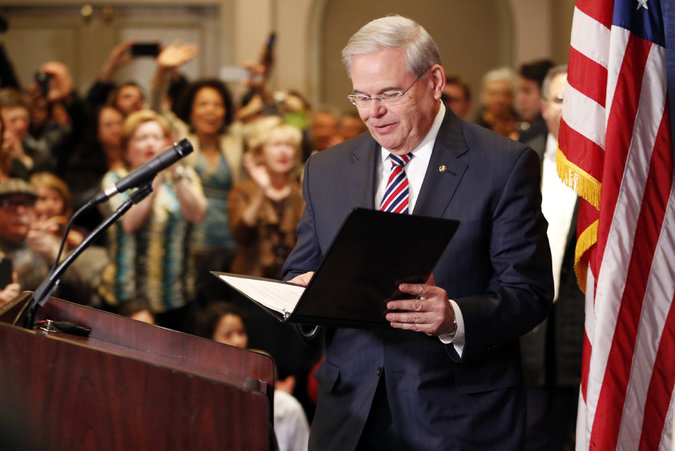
[27,225,61,263]
[288,271,314,287]
[385,282,456,337]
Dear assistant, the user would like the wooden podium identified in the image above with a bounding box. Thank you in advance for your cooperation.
[0,293,276,450]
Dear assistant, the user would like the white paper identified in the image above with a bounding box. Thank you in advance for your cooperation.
[219,274,305,318]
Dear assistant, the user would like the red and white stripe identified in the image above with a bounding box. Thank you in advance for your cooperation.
[560,1,674,450]
[380,154,412,214]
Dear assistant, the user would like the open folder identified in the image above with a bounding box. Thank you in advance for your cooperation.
[213,208,460,328]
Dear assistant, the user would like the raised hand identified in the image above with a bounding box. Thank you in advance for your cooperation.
[243,151,271,190]
[100,40,135,81]
[156,40,200,70]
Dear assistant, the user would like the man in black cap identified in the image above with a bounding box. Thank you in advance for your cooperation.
[0,178,94,304]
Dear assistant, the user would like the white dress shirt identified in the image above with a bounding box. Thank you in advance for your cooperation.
[541,133,577,301]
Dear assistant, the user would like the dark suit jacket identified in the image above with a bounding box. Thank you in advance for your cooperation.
[283,109,553,450]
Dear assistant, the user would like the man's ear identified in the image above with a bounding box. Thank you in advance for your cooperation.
[431,65,445,101]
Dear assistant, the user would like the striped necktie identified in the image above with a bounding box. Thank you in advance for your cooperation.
[380,153,412,214]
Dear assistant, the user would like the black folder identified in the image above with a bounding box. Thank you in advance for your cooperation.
[213,208,460,328]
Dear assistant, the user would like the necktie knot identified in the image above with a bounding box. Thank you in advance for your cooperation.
[390,153,412,168]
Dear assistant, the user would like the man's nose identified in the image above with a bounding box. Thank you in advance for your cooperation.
[367,99,386,117]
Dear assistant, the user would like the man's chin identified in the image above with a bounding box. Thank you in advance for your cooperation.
[372,133,403,152]
[375,138,409,155]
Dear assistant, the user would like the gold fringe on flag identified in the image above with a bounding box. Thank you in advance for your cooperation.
[574,220,598,293]
[556,144,602,293]
[555,146,602,210]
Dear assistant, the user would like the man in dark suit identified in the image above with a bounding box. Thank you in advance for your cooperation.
[283,15,553,450]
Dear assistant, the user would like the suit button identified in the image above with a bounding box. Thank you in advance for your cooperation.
[377,367,383,376]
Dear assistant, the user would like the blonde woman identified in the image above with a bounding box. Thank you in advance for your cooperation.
[99,109,206,330]
[228,117,304,279]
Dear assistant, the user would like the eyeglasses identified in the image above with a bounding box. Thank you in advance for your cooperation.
[551,93,564,104]
[0,197,35,211]
[347,68,430,108]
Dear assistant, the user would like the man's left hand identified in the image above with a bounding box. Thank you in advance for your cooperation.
[386,282,456,337]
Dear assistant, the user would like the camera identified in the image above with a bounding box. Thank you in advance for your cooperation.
[34,71,51,98]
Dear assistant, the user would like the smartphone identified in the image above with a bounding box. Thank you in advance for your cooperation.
[34,71,51,98]
[0,258,13,289]
[266,32,276,52]
[130,42,160,57]
[261,32,276,68]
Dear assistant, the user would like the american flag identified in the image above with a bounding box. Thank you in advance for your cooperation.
[558,0,674,449]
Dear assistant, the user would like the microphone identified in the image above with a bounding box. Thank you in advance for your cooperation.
[93,138,193,204]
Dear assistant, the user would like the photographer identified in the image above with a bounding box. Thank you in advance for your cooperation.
[29,61,88,177]
[85,40,145,116]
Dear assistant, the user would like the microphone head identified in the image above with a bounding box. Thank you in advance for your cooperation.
[174,138,194,157]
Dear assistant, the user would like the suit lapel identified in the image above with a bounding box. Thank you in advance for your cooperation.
[413,111,469,217]
[344,138,379,210]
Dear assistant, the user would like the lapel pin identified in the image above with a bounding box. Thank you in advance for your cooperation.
[438,164,447,173]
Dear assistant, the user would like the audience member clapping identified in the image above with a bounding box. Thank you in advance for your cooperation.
[0,88,50,178]
[227,116,321,424]
[30,171,84,249]
[0,178,95,304]
[152,42,246,302]
[228,116,304,279]
[98,109,206,331]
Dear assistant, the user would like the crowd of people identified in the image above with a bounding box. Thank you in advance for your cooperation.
[0,26,578,450]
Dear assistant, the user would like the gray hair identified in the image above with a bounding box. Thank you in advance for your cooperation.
[541,64,568,100]
[480,66,517,94]
[341,15,441,79]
